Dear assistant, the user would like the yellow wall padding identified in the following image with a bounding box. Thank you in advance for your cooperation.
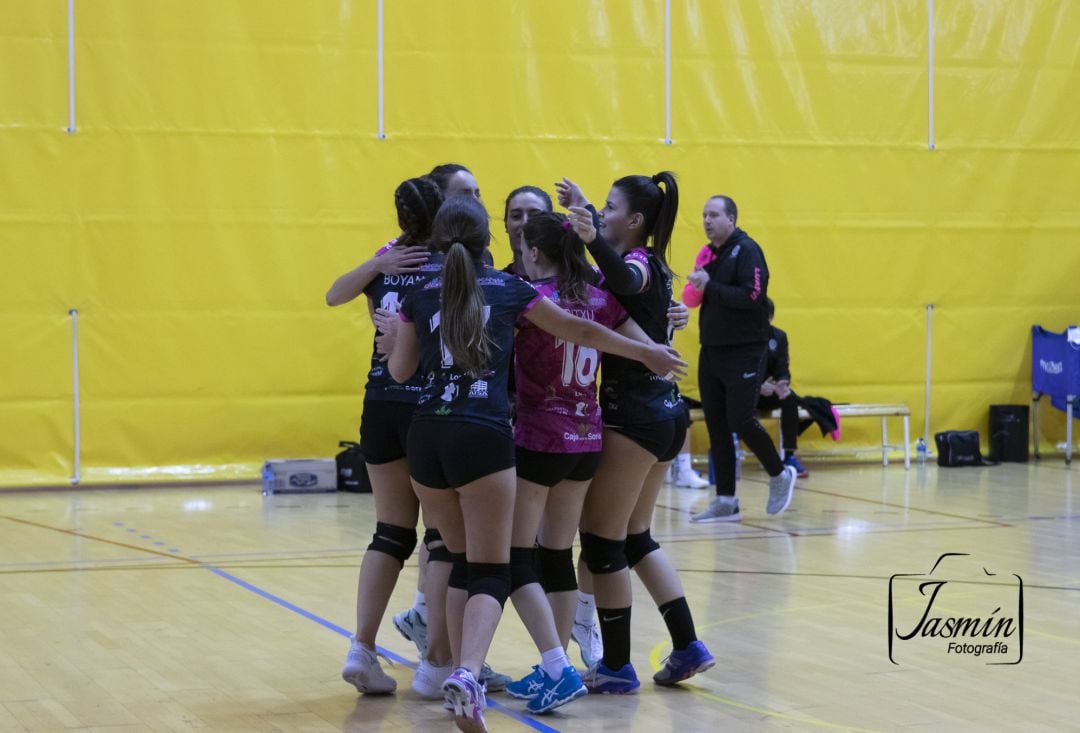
[1,1,1078,486]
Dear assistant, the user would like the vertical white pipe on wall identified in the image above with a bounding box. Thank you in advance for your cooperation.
[663,0,672,145]
[69,309,81,484]
[927,0,935,150]
[924,303,934,449]
[66,0,76,133]
[376,0,385,140]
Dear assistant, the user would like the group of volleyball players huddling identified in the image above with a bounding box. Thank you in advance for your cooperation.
[328,163,715,733]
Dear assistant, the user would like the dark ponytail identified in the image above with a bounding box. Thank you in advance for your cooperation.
[394,176,443,247]
[522,211,592,304]
[429,196,493,375]
[612,170,679,277]
[441,243,491,375]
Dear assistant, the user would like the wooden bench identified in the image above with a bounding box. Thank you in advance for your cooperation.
[688,403,912,469]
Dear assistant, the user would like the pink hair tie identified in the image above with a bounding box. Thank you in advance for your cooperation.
[561,220,572,230]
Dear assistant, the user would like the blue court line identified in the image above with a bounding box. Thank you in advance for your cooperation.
[206,566,561,733]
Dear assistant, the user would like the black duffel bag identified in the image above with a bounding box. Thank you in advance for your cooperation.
[336,441,372,492]
[934,430,995,467]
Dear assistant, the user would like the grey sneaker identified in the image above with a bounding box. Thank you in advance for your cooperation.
[392,607,428,657]
[690,496,741,523]
[479,663,512,692]
[766,465,797,515]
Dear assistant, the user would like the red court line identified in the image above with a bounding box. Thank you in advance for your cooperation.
[1,515,199,564]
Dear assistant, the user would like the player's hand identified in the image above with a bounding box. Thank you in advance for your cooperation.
[377,245,430,275]
[667,301,689,331]
[567,206,597,244]
[372,307,399,360]
[760,379,776,397]
[643,344,688,381]
[555,177,589,209]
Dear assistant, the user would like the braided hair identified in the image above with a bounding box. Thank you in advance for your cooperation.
[394,176,443,247]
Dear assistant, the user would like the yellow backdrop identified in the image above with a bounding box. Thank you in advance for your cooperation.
[2,1,1078,486]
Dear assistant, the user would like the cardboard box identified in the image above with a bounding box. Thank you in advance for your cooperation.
[261,459,337,495]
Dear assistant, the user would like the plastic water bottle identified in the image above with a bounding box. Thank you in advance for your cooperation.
[733,433,742,480]
[916,437,928,464]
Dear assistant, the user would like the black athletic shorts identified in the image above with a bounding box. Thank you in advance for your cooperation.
[606,411,688,463]
[407,420,516,490]
[515,447,602,487]
[359,400,415,465]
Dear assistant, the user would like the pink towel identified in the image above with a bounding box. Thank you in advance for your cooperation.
[830,406,842,442]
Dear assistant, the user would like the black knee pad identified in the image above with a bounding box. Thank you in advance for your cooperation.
[427,544,452,563]
[467,562,512,608]
[510,546,539,593]
[624,530,661,569]
[537,545,577,593]
[423,527,451,562]
[448,552,468,590]
[366,522,418,567]
[580,532,627,575]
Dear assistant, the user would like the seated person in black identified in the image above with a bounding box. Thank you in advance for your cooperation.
[756,298,807,478]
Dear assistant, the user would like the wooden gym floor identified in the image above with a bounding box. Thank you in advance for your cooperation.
[0,461,1077,732]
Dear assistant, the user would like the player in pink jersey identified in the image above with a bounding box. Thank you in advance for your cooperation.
[504,212,660,703]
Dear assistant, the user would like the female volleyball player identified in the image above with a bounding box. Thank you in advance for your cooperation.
[503,210,666,705]
[555,173,715,693]
[328,176,455,696]
[502,185,552,277]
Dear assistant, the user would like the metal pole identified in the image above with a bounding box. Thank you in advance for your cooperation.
[924,303,934,450]
[376,0,385,140]
[70,309,81,484]
[927,0,935,150]
[66,0,76,133]
[663,0,672,145]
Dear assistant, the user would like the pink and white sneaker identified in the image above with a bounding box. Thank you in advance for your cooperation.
[443,667,487,733]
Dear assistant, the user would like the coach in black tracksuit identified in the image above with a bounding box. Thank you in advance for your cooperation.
[684,196,792,522]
